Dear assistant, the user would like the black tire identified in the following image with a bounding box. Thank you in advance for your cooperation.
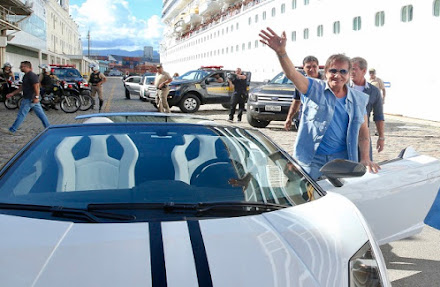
[247,113,270,128]
[60,95,80,113]
[221,103,231,109]
[78,93,94,111]
[179,93,200,113]
[125,88,130,99]
[4,94,20,109]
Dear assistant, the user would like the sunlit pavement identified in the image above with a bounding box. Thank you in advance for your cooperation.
[1,77,440,286]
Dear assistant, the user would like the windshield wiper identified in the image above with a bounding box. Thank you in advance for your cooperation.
[88,201,287,216]
[0,203,135,223]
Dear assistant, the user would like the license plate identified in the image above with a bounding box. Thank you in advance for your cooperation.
[265,105,281,112]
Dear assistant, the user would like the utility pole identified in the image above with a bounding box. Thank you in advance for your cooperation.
[87,29,90,58]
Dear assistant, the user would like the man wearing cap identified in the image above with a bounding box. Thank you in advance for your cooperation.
[368,68,386,104]
[154,64,172,113]
[89,65,107,111]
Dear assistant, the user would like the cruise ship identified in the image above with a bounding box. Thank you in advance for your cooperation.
[160,0,440,121]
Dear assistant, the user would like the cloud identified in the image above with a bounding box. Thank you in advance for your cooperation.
[70,0,163,51]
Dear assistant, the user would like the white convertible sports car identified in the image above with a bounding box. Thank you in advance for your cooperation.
[0,113,438,287]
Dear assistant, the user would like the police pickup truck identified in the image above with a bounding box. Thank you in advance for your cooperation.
[146,66,251,113]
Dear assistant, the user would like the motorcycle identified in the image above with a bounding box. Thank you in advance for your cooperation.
[1,79,22,109]
[64,80,94,111]
[40,81,81,113]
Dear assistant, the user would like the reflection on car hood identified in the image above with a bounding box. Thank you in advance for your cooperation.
[251,84,296,95]
[0,193,368,286]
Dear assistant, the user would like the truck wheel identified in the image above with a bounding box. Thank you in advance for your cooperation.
[179,93,200,113]
[247,113,270,128]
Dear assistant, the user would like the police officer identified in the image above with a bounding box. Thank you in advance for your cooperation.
[227,67,247,122]
[89,65,107,110]
[1,62,14,81]
[38,64,59,110]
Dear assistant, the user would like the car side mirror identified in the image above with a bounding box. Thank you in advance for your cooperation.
[320,159,366,187]
[264,79,270,84]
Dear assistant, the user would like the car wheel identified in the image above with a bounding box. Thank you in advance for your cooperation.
[247,113,270,128]
[221,103,231,109]
[179,93,200,113]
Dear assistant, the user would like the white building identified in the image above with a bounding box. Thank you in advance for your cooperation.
[1,0,92,76]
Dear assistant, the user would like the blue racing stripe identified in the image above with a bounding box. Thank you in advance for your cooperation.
[187,220,213,287]
[149,222,167,287]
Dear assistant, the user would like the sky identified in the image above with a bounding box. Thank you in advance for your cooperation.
[69,0,163,52]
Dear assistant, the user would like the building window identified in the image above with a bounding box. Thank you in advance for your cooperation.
[231,25,234,32]
[303,28,309,39]
[236,23,239,30]
[255,14,259,23]
[231,46,234,52]
[401,5,413,22]
[435,0,440,16]
[226,47,229,53]
[281,3,286,13]
[353,16,362,31]
[317,25,324,37]
[292,0,297,9]
[255,40,259,48]
[272,7,276,17]
[291,31,297,41]
[226,27,229,33]
[249,17,252,25]
[263,11,266,20]
[242,43,245,51]
[333,21,341,34]
[236,44,239,51]
[375,11,385,26]
[248,42,251,49]
[304,0,309,5]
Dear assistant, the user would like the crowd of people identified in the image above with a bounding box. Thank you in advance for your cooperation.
[179,0,263,41]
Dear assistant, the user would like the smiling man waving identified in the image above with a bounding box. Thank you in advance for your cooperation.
[259,27,380,180]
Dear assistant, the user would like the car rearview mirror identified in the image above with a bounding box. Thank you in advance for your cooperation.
[320,159,366,187]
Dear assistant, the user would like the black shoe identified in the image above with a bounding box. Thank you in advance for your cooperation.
[237,118,242,122]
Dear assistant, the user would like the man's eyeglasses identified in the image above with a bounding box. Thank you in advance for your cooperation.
[328,69,349,75]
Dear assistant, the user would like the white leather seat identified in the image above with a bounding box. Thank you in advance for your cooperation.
[55,134,139,191]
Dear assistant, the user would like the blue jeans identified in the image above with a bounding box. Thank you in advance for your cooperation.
[301,150,349,180]
[10,98,50,132]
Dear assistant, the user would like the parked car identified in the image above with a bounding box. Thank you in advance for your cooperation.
[0,112,438,286]
[139,75,157,101]
[123,75,142,99]
[146,66,251,113]
[247,68,324,128]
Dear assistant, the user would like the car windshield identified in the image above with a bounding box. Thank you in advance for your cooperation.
[269,72,293,85]
[0,124,320,221]
[179,70,209,81]
[53,68,82,78]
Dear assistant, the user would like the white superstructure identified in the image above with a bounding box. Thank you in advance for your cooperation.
[161,0,440,121]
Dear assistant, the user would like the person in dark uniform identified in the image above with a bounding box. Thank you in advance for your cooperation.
[89,65,107,111]
[38,64,59,110]
[1,61,49,135]
[227,67,247,122]
[1,62,15,98]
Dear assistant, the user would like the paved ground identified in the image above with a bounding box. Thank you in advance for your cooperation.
[1,77,440,286]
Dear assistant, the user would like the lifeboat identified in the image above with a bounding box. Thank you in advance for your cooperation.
[199,0,221,16]
[174,18,188,33]
[184,13,202,26]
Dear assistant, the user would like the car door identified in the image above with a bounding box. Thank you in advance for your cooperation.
[124,76,142,95]
[317,148,440,245]
[204,72,230,102]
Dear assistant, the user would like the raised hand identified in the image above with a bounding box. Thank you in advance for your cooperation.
[259,27,287,54]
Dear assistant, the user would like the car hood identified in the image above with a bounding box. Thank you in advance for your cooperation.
[58,76,84,83]
[251,83,296,95]
[0,193,370,287]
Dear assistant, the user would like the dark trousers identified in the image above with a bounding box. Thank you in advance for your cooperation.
[229,93,246,120]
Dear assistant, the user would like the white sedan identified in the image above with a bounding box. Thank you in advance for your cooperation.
[0,113,438,287]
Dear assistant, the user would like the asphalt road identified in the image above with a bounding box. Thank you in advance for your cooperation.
[1,77,439,286]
